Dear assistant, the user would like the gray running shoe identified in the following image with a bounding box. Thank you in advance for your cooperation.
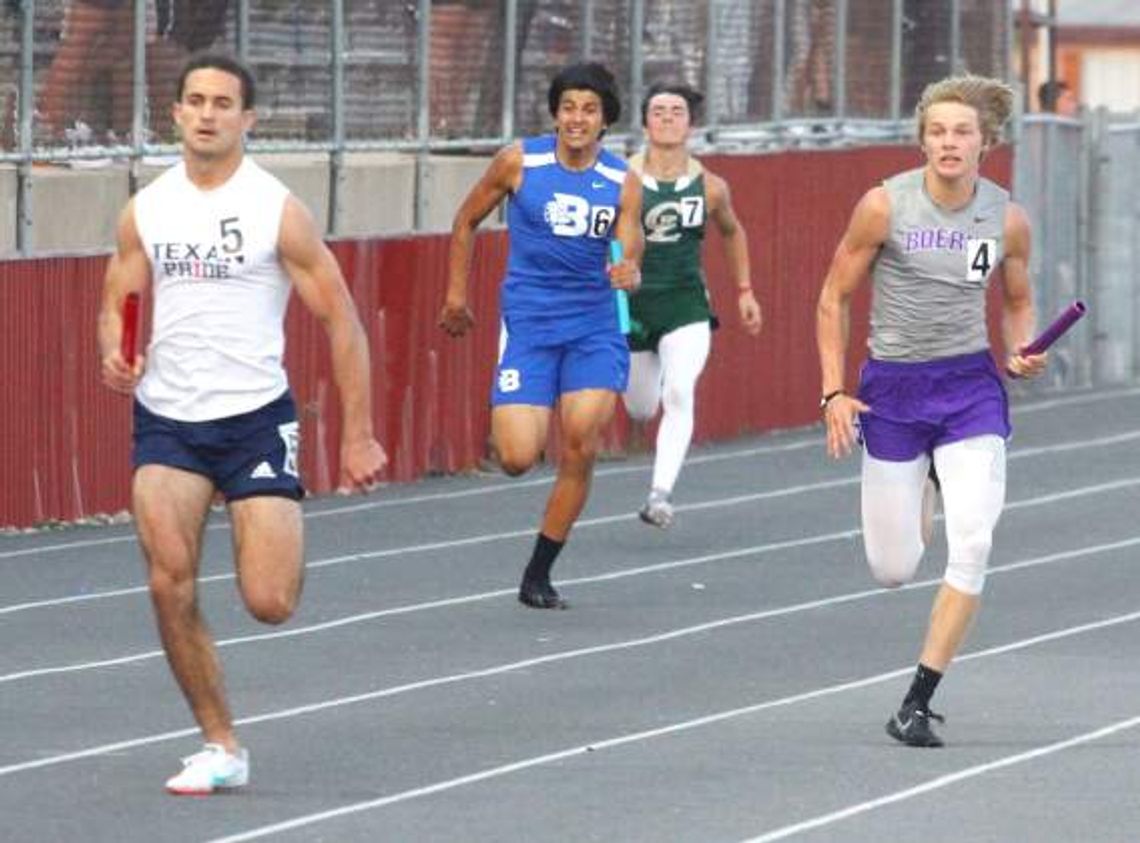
[638,489,674,529]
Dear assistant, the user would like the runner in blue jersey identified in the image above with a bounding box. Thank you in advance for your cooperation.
[440,62,643,609]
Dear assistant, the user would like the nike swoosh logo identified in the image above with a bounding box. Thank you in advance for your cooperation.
[591,180,606,189]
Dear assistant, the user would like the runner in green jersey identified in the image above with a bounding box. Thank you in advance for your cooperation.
[624,81,762,527]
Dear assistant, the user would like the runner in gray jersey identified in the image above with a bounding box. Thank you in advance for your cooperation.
[816,75,1049,747]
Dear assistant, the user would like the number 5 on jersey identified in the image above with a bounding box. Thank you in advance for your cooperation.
[966,238,996,283]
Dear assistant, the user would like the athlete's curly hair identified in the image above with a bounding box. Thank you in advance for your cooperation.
[640,81,704,126]
[914,75,1014,147]
[547,62,621,127]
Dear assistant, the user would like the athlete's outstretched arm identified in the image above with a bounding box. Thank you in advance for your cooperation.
[816,186,890,459]
[706,171,761,335]
[609,170,643,290]
[439,143,523,337]
[279,195,386,491]
[999,202,1046,379]
[98,200,151,393]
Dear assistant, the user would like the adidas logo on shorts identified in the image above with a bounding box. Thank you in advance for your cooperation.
[250,461,278,480]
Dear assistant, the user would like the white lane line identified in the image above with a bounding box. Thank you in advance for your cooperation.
[1010,384,1140,415]
[739,715,1140,843]
[4,424,1139,617]
[4,387,1138,561]
[0,437,820,561]
[0,532,1134,778]
[0,477,857,616]
[201,608,1140,843]
[3,475,1138,684]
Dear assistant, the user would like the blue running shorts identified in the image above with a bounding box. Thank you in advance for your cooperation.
[133,390,305,501]
[492,322,630,407]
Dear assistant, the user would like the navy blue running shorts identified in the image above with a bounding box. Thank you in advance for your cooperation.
[133,391,305,502]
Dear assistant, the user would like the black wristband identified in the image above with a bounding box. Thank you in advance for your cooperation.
[820,389,844,410]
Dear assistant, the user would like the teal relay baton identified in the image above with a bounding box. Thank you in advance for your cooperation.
[609,240,631,335]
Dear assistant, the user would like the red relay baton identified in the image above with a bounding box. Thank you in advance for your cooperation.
[120,292,140,367]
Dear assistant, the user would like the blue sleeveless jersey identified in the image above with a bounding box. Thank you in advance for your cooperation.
[503,135,628,342]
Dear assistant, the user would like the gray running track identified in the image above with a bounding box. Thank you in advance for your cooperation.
[2,386,1139,843]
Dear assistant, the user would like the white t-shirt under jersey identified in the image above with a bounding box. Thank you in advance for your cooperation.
[134,158,292,421]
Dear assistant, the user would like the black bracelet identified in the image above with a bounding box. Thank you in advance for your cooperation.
[819,389,844,410]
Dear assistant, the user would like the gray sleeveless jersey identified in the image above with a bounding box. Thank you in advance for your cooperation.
[869,168,1008,361]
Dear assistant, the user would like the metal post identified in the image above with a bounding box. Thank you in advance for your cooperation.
[502,0,518,139]
[834,0,848,121]
[582,0,595,59]
[630,0,644,141]
[890,0,902,123]
[950,0,961,75]
[1019,0,1033,112]
[236,0,251,63]
[772,0,786,122]
[1047,0,1057,93]
[414,0,431,230]
[328,0,345,235]
[1076,113,1093,379]
[705,0,717,130]
[130,0,147,191]
[15,0,35,253]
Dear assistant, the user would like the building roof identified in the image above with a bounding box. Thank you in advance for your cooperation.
[1057,0,1140,28]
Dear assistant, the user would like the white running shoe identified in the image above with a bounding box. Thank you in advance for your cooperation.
[165,743,249,795]
[638,489,674,529]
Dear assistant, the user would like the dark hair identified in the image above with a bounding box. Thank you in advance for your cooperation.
[641,81,704,126]
[176,53,257,109]
[547,62,621,126]
[1037,79,1069,112]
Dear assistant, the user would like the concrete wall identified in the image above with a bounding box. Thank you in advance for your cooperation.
[0,166,15,255]
[29,164,130,256]
[0,151,496,258]
[418,154,497,232]
[337,151,416,236]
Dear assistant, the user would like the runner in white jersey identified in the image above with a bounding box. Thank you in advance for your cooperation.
[98,53,386,794]
[816,75,1048,747]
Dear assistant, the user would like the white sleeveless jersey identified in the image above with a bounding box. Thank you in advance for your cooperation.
[134,159,292,421]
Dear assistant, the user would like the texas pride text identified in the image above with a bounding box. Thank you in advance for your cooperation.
[152,243,234,279]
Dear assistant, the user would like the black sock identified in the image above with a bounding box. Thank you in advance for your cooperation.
[523,533,564,584]
[902,663,943,711]
[927,461,941,491]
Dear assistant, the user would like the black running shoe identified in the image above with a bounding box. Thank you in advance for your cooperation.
[886,702,945,747]
[518,578,568,610]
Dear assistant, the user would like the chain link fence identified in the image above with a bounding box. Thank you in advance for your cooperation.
[1014,112,1140,390]
[1,1,1009,150]
[3,3,1136,387]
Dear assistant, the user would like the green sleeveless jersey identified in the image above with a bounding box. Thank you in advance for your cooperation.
[627,153,712,351]
[636,154,707,291]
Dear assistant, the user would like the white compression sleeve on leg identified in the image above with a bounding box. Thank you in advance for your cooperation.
[651,321,711,493]
[933,435,1006,595]
[861,451,929,587]
[623,350,662,421]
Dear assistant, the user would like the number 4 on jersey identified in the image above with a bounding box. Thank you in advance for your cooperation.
[966,238,996,283]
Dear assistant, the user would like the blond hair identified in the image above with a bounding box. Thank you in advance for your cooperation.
[914,75,1014,147]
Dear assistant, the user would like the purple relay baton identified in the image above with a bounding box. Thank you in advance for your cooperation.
[1021,300,1087,356]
